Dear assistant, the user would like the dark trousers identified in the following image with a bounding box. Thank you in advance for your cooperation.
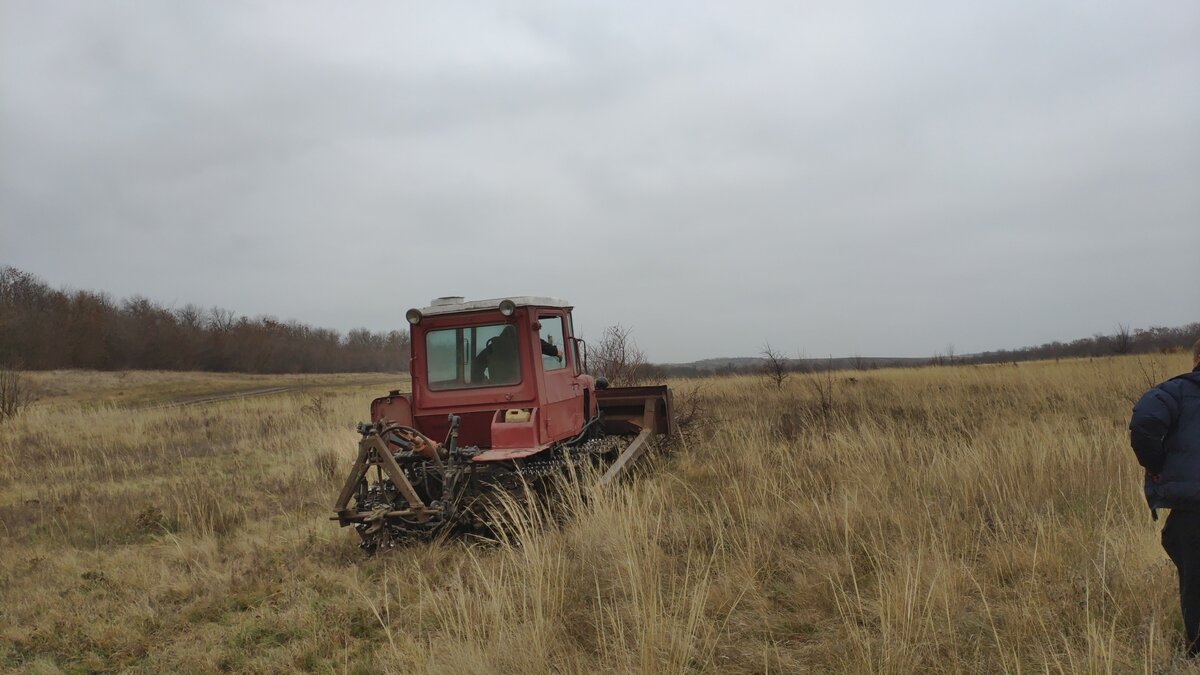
[1163,509,1200,656]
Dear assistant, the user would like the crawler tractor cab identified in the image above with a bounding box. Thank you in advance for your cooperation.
[334,296,672,550]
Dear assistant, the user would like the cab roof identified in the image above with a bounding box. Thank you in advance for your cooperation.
[416,296,572,317]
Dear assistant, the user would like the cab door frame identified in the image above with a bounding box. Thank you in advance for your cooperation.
[535,308,581,443]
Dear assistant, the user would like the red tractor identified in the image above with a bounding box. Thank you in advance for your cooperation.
[333,296,672,551]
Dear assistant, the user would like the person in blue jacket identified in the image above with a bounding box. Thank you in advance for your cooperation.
[1130,339,1200,656]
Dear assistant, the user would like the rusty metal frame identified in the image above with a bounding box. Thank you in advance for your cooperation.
[594,385,673,436]
[599,394,661,486]
[333,431,435,526]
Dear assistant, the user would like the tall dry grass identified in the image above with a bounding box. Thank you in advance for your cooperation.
[0,356,1191,672]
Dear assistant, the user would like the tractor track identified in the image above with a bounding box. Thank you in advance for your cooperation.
[141,386,297,410]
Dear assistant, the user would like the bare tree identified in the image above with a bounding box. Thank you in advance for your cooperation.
[207,307,236,333]
[760,342,791,389]
[176,303,204,330]
[1113,323,1132,355]
[929,345,956,367]
[589,324,649,386]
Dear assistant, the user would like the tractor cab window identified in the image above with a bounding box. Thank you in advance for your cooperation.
[426,323,521,390]
[539,315,567,371]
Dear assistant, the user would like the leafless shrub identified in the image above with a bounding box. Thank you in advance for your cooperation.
[133,505,176,534]
[671,383,712,439]
[589,324,650,387]
[1113,323,1132,355]
[301,394,329,421]
[930,344,957,367]
[761,342,791,389]
[808,359,836,443]
[0,368,34,424]
[1135,356,1167,392]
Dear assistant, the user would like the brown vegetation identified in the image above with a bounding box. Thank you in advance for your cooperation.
[657,324,1200,379]
[0,369,34,424]
[0,355,1194,672]
[588,323,652,386]
[0,266,409,373]
[760,342,791,389]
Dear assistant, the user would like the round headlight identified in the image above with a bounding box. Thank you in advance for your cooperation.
[405,308,422,325]
[498,299,516,316]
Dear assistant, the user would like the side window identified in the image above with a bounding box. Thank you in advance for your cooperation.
[426,329,459,385]
[539,315,567,371]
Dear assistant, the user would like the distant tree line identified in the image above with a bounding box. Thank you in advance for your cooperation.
[0,266,409,373]
[654,323,1200,379]
[959,323,1200,366]
[3,265,1194,377]
[654,357,904,379]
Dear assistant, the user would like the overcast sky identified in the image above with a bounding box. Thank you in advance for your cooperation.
[2,2,1197,362]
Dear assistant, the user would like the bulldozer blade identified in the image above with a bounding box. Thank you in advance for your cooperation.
[597,386,672,486]
[595,385,673,436]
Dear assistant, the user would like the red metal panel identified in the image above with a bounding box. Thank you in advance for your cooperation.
[472,409,548,461]
[416,410,495,448]
[370,394,413,426]
[490,408,539,450]
[410,307,538,414]
[535,308,584,445]
[402,303,597,451]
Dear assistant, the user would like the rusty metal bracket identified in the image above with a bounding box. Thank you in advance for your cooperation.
[367,434,427,513]
[599,396,659,486]
[333,439,371,511]
[332,432,432,526]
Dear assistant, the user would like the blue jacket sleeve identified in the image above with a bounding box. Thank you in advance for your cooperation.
[1130,386,1180,473]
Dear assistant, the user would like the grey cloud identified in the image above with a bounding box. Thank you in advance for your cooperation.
[2,1,1197,362]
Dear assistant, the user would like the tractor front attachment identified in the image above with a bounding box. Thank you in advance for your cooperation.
[332,423,445,539]
[595,385,673,485]
[333,386,674,552]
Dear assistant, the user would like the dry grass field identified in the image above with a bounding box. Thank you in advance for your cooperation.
[0,355,1194,673]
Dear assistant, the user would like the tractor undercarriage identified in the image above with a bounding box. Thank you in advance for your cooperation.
[333,386,670,553]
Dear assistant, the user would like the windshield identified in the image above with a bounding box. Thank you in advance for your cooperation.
[425,323,521,390]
